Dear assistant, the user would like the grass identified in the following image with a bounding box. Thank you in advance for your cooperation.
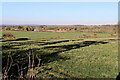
[35,39,118,78]
[2,31,118,78]
[2,31,111,40]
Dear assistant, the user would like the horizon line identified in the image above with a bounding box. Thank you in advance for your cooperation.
[1,24,118,26]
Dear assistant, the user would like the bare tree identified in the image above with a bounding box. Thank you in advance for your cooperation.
[2,54,13,79]
[16,63,24,79]
[36,54,41,67]
[26,50,37,79]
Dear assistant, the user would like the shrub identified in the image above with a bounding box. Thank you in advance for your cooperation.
[93,34,97,38]
[3,33,15,39]
[82,34,86,37]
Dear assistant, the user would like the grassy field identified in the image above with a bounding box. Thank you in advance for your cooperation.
[2,31,111,40]
[2,31,118,78]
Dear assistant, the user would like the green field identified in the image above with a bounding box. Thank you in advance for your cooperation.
[2,31,111,40]
[2,31,118,78]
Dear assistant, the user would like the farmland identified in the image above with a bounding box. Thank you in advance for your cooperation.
[2,31,118,79]
[2,31,113,40]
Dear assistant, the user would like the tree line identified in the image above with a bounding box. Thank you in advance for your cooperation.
[2,25,119,34]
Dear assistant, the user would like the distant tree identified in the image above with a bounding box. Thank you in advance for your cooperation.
[29,27,34,31]
[4,27,11,30]
[11,28,15,31]
[74,28,77,30]
[23,26,29,31]
[18,26,23,30]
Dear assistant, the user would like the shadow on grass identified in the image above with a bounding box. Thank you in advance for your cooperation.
[43,41,108,55]
[44,41,108,49]
[2,44,22,50]
[2,47,70,79]
[2,40,108,79]
[2,38,29,42]
[2,38,84,46]
[39,39,84,46]
[2,40,108,66]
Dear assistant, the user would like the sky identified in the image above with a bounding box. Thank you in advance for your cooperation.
[2,2,118,25]
[1,0,120,2]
